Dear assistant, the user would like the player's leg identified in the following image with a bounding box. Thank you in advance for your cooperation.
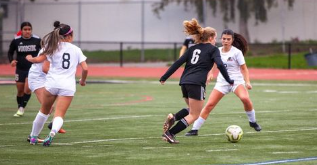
[163,85,204,144]
[234,84,261,131]
[30,89,56,145]
[186,89,224,136]
[14,81,25,117]
[21,77,32,111]
[43,95,73,147]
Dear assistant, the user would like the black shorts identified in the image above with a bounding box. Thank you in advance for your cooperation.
[181,84,206,101]
[15,69,29,82]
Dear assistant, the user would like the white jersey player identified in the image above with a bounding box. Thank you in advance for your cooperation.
[26,21,88,146]
[185,29,261,136]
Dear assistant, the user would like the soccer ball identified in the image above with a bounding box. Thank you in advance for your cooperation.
[225,125,243,143]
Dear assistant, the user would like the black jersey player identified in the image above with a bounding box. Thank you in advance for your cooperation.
[179,36,195,57]
[160,19,234,144]
[8,22,41,117]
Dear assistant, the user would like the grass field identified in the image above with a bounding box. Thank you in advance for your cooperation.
[0,79,317,165]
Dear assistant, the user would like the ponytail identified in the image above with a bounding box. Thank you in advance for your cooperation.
[183,18,216,43]
[41,21,73,55]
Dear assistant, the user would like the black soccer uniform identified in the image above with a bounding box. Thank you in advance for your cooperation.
[183,36,195,49]
[160,43,233,100]
[8,35,41,82]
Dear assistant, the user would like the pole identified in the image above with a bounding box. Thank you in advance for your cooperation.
[141,0,145,62]
[120,42,123,67]
[288,43,291,69]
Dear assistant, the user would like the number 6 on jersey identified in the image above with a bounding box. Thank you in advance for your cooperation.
[191,49,201,64]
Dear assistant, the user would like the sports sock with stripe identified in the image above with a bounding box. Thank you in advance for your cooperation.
[169,118,189,135]
[174,108,189,121]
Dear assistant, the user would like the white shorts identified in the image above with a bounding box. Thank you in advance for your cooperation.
[45,87,75,96]
[28,76,46,93]
[214,82,245,95]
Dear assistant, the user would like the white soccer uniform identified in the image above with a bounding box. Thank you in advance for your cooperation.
[44,42,87,96]
[214,46,246,94]
[28,49,46,92]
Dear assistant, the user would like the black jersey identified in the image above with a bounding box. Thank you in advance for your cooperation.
[8,35,41,71]
[160,43,233,87]
[183,36,195,49]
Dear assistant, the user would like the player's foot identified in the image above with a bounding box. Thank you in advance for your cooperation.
[29,136,38,145]
[58,128,66,134]
[249,122,262,132]
[163,113,175,133]
[43,132,55,147]
[185,130,198,136]
[13,107,24,117]
[27,135,44,143]
[162,131,179,144]
[48,122,66,133]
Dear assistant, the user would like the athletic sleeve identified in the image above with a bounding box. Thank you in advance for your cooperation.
[7,39,16,63]
[160,51,188,82]
[77,47,87,64]
[213,48,234,85]
[236,49,245,65]
[183,39,189,48]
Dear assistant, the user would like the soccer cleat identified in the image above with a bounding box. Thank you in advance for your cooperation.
[27,135,44,143]
[13,107,24,117]
[249,122,262,132]
[162,131,179,144]
[48,122,66,134]
[29,136,38,145]
[43,132,55,147]
[58,128,66,134]
[185,130,198,136]
[163,113,175,133]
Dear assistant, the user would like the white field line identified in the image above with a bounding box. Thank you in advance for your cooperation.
[52,127,317,146]
[2,108,316,127]
[1,108,317,126]
[272,151,299,154]
[206,149,238,152]
[242,157,317,165]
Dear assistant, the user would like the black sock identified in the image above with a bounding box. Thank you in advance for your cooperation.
[22,93,31,108]
[175,108,189,121]
[169,118,189,135]
[48,122,53,130]
[17,96,23,108]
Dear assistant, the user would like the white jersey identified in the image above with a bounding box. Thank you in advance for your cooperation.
[28,49,46,80]
[217,46,245,84]
[45,42,87,92]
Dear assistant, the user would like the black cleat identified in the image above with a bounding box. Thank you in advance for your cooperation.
[249,122,262,132]
[48,122,52,130]
[163,113,175,133]
[162,131,179,144]
[185,130,198,136]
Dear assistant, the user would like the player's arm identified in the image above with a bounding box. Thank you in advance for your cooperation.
[240,64,252,90]
[42,60,50,74]
[79,61,88,86]
[213,48,234,85]
[160,51,188,84]
[26,54,47,63]
[179,46,187,57]
[206,63,216,85]
[8,39,17,67]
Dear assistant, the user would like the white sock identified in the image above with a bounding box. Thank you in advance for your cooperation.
[246,109,256,123]
[51,117,63,137]
[30,111,49,137]
[192,117,206,130]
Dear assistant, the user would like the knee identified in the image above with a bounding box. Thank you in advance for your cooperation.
[240,96,251,105]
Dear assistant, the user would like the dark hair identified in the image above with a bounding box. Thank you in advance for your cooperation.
[41,21,73,55]
[221,29,248,55]
[53,21,73,36]
[20,22,32,30]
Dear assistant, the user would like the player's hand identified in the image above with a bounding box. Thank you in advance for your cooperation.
[160,81,165,85]
[245,82,252,90]
[25,55,33,62]
[10,60,17,67]
[79,78,86,86]
[206,75,213,86]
